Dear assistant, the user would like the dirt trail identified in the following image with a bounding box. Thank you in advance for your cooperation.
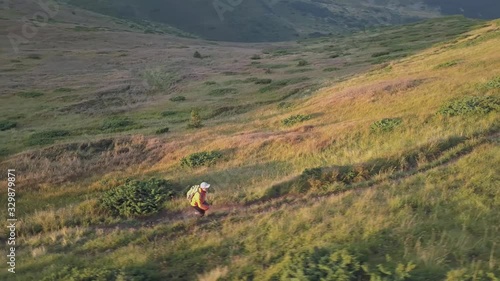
[95,133,498,234]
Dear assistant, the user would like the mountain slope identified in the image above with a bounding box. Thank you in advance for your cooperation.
[65,0,500,42]
[0,12,498,280]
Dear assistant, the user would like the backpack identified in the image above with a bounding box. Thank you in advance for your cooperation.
[186,185,200,202]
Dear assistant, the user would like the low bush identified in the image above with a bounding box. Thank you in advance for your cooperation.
[27,54,42,60]
[155,127,169,134]
[480,76,500,90]
[208,88,237,96]
[17,91,44,98]
[437,96,499,116]
[297,59,309,67]
[371,118,403,132]
[26,130,71,146]
[100,178,175,217]
[259,77,310,93]
[193,51,202,58]
[372,51,391,57]
[204,81,217,85]
[254,78,273,84]
[161,110,177,117]
[187,109,203,129]
[250,54,261,60]
[101,117,136,132]
[169,96,186,102]
[323,67,339,72]
[282,248,417,281]
[0,120,17,131]
[282,114,312,126]
[435,59,461,69]
[181,151,223,168]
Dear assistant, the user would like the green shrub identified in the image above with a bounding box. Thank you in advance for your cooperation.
[170,96,186,102]
[371,118,403,132]
[101,117,136,132]
[435,59,461,69]
[54,87,73,93]
[204,81,217,85]
[155,127,169,134]
[282,249,363,280]
[285,68,313,74]
[445,268,498,281]
[161,110,177,117]
[181,151,222,168]
[480,76,500,90]
[208,88,237,96]
[17,91,44,98]
[437,96,499,116]
[187,109,203,129]
[254,78,273,84]
[27,54,42,60]
[41,266,115,281]
[297,59,309,67]
[26,130,71,146]
[250,54,261,60]
[193,51,202,58]
[0,120,17,131]
[100,178,175,217]
[282,114,312,126]
[277,102,293,109]
[372,51,391,58]
[329,54,340,58]
[323,67,339,72]
[259,77,310,93]
[143,68,178,90]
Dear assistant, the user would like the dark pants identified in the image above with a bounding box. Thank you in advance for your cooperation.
[193,206,206,217]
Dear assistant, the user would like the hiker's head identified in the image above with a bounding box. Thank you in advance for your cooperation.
[200,182,210,191]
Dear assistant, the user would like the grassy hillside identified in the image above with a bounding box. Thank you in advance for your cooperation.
[0,4,499,280]
[64,0,500,42]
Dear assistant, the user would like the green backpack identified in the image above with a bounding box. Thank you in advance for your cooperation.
[186,185,200,202]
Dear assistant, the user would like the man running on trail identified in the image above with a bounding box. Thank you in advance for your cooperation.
[190,182,210,217]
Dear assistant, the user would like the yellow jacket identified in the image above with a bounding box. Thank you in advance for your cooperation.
[190,188,209,210]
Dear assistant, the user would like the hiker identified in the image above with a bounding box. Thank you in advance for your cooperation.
[188,182,210,217]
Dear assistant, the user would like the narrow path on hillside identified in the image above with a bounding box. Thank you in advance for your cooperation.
[95,132,498,234]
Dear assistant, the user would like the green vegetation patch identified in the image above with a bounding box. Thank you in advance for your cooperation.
[435,59,462,69]
[26,130,71,146]
[143,68,178,90]
[282,248,416,280]
[208,88,238,96]
[181,151,223,168]
[155,127,170,134]
[479,76,500,91]
[161,110,177,117]
[169,96,186,102]
[437,96,500,116]
[0,120,17,131]
[282,114,312,126]
[100,117,137,133]
[323,67,339,72]
[17,91,44,98]
[371,118,403,132]
[100,178,175,217]
[259,77,310,93]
